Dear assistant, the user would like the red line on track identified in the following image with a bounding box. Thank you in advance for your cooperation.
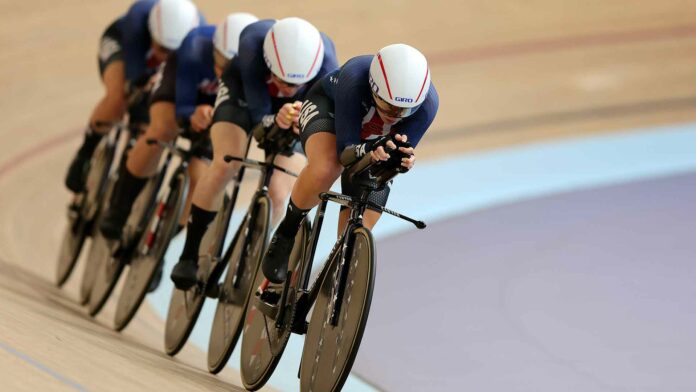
[0,129,82,181]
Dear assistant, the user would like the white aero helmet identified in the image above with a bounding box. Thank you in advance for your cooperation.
[263,17,324,84]
[213,13,259,60]
[369,44,431,118]
[148,0,200,50]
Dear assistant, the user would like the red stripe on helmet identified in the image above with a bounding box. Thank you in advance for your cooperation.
[305,37,323,79]
[377,53,393,100]
[271,30,286,77]
[415,68,429,102]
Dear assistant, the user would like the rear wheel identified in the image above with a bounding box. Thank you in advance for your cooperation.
[207,196,270,374]
[240,219,311,390]
[113,171,188,331]
[300,226,375,392]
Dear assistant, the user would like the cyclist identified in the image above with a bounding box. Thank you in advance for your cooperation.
[99,13,259,245]
[170,17,339,290]
[64,0,203,194]
[261,44,440,284]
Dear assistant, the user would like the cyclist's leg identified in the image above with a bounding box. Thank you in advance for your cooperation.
[190,122,247,210]
[178,156,208,227]
[65,60,126,193]
[336,174,391,234]
[262,132,342,283]
[126,102,178,176]
[338,209,381,234]
[99,102,177,239]
[289,132,343,210]
[66,19,126,193]
[171,122,247,288]
[268,152,307,227]
[90,61,128,131]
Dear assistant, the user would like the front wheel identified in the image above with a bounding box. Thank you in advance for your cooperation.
[164,194,232,356]
[300,226,375,392]
[207,196,270,374]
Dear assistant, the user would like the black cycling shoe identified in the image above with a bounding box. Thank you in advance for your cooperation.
[99,206,130,240]
[261,233,294,284]
[65,132,103,193]
[170,258,198,290]
[65,154,90,193]
[147,263,163,293]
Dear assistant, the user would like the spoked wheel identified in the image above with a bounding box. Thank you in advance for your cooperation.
[87,177,159,317]
[113,172,188,331]
[240,219,311,391]
[56,139,114,287]
[300,226,375,392]
[207,196,270,374]
[164,199,231,356]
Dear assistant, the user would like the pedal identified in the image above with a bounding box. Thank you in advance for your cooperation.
[253,290,279,319]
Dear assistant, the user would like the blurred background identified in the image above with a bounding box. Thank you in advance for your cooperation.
[2,1,696,391]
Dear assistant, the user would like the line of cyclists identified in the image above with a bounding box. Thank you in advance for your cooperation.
[59,0,439,389]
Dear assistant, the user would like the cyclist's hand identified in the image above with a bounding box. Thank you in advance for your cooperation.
[395,134,415,169]
[190,105,214,132]
[276,101,302,131]
[371,142,395,162]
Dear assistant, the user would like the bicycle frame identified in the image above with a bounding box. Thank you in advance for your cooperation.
[222,148,299,291]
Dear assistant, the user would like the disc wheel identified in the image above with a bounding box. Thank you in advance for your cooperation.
[56,138,114,287]
[300,226,375,392]
[87,176,159,317]
[78,162,118,305]
[163,198,231,356]
[207,196,270,374]
[113,172,188,331]
[240,219,311,390]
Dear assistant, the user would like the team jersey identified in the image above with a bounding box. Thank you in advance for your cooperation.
[115,0,206,83]
[173,25,217,119]
[216,19,338,126]
[321,55,439,153]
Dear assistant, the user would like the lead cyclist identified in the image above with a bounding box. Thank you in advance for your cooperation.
[260,44,440,285]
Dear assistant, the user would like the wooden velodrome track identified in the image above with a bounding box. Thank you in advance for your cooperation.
[1,0,696,390]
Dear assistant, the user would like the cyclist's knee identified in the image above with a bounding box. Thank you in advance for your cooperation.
[147,123,177,142]
[208,157,236,186]
[307,158,342,185]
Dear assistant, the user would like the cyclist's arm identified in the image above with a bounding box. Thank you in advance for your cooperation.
[239,21,275,125]
[174,51,201,122]
[121,0,154,83]
[334,69,368,156]
[395,85,440,148]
